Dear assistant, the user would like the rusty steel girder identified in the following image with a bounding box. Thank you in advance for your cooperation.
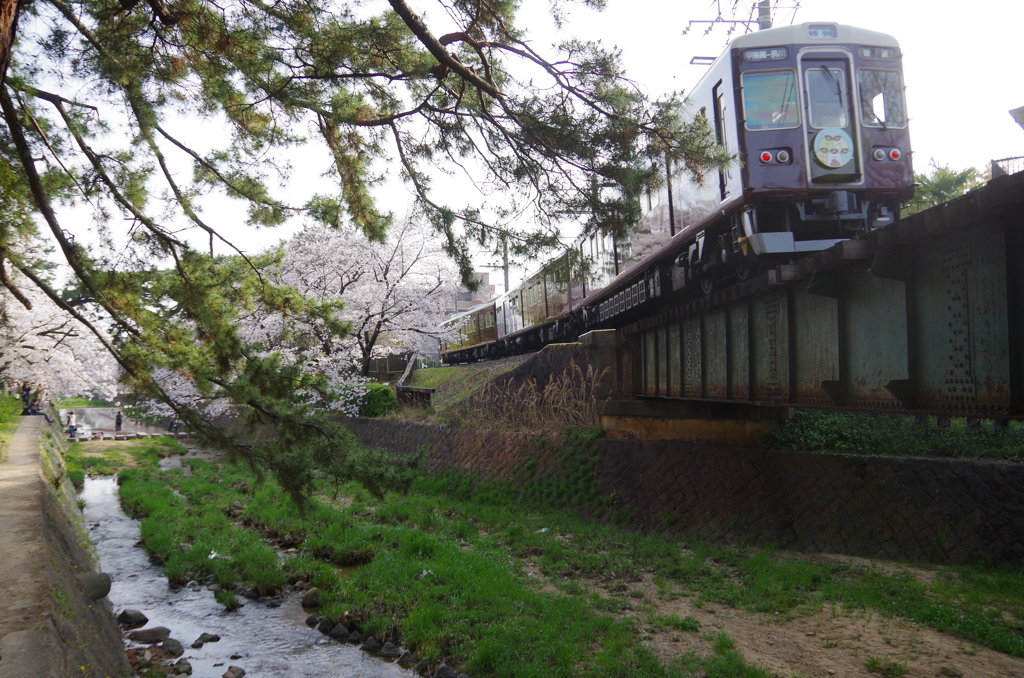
[622,171,1024,419]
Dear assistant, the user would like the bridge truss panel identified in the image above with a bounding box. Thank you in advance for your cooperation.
[624,170,1024,418]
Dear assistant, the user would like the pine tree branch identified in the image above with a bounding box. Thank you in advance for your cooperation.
[387,0,501,99]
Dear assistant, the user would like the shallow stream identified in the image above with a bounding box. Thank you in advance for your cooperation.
[61,407,174,439]
[81,475,417,677]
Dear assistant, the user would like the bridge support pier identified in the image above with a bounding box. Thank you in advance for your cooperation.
[599,399,792,447]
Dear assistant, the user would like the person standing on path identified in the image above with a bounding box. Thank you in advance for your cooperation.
[115,410,123,433]
[66,411,77,438]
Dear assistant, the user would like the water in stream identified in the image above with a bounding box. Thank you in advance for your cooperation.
[81,476,418,677]
[62,407,176,439]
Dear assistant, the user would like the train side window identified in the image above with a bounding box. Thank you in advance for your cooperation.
[741,70,800,130]
[857,69,906,128]
[805,66,848,128]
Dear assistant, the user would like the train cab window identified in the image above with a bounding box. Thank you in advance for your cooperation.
[741,70,800,130]
[805,66,848,128]
[857,69,906,128]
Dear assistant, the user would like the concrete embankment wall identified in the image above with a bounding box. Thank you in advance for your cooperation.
[345,418,1024,567]
[0,416,130,678]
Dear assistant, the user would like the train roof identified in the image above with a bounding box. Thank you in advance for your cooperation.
[729,22,900,51]
[444,300,496,322]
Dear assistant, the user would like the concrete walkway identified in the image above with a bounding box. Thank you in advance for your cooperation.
[0,415,61,676]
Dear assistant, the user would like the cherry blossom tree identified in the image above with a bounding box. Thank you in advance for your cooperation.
[0,273,118,400]
[244,217,460,380]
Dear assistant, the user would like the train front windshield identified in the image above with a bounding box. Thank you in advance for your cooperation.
[805,66,848,128]
[741,70,800,130]
[857,69,906,128]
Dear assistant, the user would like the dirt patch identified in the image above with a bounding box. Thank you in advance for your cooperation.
[642,594,1023,678]
[539,566,1024,678]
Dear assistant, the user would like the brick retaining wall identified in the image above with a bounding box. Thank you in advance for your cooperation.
[344,419,1024,567]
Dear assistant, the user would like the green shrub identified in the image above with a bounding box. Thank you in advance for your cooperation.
[765,409,1024,461]
[359,382,396,417]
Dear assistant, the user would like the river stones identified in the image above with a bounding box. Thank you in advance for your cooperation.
[77,572,111,600]
[347,630,362,644]
[433,664,458,678]
[316,618,334,635]
[301,587,321,607]
[192,632,221,648]
[222,667,246,678]
[162,638,185,656]
[304,615,319,627]
[128,626,171,643]
[173,658,193,675]
[397,650,417,667]
[117,609,148,626]
[359,636,382,653]
[378,641,401,659]
[327,624,350,641]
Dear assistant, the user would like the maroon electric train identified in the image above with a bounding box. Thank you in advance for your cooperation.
[443,22,914,363]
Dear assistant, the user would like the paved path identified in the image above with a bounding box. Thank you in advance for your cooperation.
[0,415,48,637]
[0,416,66,677]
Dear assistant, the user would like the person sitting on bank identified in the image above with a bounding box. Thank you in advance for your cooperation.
[28,400,52,424]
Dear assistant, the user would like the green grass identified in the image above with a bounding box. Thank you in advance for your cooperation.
[864,655,908,677]
[765,409,1024,461]
[0,396,24,460]
[54,397,113,408]
[110,450,1024,677]
[405,360,521,415]
[407,365,472,390]
[63,436,187,487]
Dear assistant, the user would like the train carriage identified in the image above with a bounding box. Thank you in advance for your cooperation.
[663,22,914,294]
[441,22,913,365]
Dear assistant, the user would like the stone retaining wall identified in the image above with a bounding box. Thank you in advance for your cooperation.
[345,418,1024,567]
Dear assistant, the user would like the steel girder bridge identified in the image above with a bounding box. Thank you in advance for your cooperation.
[597,171,1024,441]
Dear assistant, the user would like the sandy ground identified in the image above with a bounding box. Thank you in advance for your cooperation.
[521,554,1024,678]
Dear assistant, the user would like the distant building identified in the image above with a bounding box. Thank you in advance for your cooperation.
[446,271,498,316]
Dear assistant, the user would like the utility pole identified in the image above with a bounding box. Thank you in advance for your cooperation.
[482,237,510,294]
[757,0,771,30]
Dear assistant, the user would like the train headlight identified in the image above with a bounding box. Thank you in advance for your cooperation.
[776,150,790,163]
[889,148,903,161]
[759,151,773,163]
[873,148,887,161]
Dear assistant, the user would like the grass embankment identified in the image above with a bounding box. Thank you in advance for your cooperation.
[0,396,24,461]
[404,357,526,415]
[767,410,1024,461]
[55,397,113,408]
[64,436,188,488]
[105,440,1024,678]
